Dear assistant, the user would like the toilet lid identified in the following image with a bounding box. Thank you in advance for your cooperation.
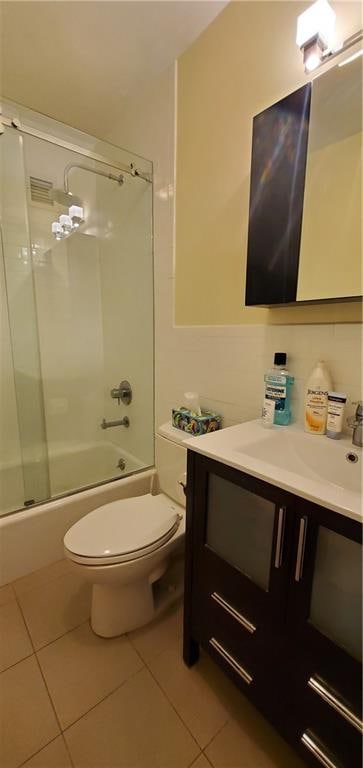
[64,493,182,563]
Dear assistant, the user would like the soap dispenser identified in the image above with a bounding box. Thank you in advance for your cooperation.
[263,353,294,426]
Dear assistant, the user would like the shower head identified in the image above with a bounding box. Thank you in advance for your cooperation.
[50,189,82,207]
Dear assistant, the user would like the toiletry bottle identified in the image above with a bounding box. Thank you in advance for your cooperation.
[264,353,294,426]
[326,392,347,439]
[304,361,332,434]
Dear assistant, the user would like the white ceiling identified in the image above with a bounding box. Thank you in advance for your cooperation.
[1,1,227,137]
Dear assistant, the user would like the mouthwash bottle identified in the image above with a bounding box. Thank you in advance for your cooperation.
[264,353,294,426]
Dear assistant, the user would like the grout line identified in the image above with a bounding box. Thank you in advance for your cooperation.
[201,752,214,767]
[187,752,204,767]
[201,719,229,753]
[12,562,72,600]
[136,661,201,754]
[0,649,35,676]
[34,618,91,654]
[35,625,146,734]
[61,664,147,735]
[61,732,76,768]
[17,736,63,768]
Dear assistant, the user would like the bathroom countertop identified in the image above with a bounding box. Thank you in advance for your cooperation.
[184,420,362,523]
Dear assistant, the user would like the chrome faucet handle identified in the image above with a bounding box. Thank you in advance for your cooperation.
[347,402,363,448]
[352,401,363,419]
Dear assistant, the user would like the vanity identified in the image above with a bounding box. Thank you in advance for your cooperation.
[183,421,362,768]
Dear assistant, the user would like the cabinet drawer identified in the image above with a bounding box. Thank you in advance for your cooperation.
[194,548,272,634]
[198,590,259,667]
[294,678,362,768]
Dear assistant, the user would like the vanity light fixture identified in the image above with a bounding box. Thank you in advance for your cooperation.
[51,221,64,241]
[297,0,363,72]
[52,206,84,241]
[296,0,336,72]
[69,204,84,228]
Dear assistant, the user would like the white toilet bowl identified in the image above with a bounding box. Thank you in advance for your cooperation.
[64,424,187,637]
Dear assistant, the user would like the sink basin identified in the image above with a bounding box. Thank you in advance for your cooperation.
[184,420,362,521]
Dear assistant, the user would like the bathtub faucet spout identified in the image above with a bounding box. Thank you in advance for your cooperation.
[101,417,130,429]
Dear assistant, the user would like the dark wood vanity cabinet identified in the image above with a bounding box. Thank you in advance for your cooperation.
[183,451,362,768]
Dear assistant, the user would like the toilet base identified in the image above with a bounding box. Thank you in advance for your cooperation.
[91,579,155,637]
[90,556,184,638]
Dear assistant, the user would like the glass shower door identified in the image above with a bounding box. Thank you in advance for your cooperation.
[0,126,50,510]
[1,102,154,515]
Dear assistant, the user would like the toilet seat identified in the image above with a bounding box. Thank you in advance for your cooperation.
[64,493,184,566]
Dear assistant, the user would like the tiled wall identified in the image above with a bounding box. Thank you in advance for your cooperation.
[108,64,362,439]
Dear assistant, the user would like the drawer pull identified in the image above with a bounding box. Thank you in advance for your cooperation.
[209,637,253,685]
[211,592,256,634]
[308,676,363,734]
[301,732,340,768]
[274,506,286,568]
[295,516,308,582]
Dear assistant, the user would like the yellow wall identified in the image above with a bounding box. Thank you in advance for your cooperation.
[175,1,362,325]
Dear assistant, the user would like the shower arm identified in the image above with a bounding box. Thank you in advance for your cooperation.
[64,163,124,195]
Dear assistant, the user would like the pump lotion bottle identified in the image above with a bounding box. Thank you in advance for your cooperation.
[304,361,333,435]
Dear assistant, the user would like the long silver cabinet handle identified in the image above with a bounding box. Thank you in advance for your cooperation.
[209,637,253,685]
[211,592,256,634]
[301,732,340,768]
[295,516,308,582]
[308,676,363,733]
[274,506,286,568]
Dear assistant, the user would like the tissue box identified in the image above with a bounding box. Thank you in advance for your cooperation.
[172,408,222,436]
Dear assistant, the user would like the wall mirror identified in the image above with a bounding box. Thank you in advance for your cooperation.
[245,57,362,306]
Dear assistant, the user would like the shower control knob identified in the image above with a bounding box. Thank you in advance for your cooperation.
[110,381,132,405]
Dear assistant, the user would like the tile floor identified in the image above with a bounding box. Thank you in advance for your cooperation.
[0,560,307,768]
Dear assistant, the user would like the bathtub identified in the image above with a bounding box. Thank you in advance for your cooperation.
[0,441,146,516]
[48,440,145,497]
[0,461,155,586]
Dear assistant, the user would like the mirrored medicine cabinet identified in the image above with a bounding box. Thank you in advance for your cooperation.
[245,56,362,306]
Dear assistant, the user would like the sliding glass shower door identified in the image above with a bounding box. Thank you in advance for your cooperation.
[0,126,50,510]
[0,102,154,516]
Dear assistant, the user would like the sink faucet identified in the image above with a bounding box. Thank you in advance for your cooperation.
[347,402,363,448]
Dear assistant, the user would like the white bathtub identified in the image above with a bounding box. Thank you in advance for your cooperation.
[0,467,155,586]
[48,440,145,497]
[0,441,146,516]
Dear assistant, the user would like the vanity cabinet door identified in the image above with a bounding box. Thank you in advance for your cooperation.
[287,500,362,768]
[184,452,295,693]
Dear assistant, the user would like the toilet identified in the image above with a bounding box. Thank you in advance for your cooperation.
[64,424,187,637]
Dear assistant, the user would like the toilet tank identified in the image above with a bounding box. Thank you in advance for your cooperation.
[155,423,188,507]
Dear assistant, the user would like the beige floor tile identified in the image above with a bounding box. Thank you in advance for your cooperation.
[17,571,91,650]
[13,560,72,598]
[149,644,235,748]
[0,584,15,606]
[65,666,199,768]
[205,705,306,768]
[190,755,212,768]
[0,600,33,672]
[38,621,144,728]
[128,598,183,663]
[0,655,60,768]
[21,737,72,768]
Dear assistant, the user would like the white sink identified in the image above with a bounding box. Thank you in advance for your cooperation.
[184,420,362,521]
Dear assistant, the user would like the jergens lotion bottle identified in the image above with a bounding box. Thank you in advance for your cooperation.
[304,361,333,434]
